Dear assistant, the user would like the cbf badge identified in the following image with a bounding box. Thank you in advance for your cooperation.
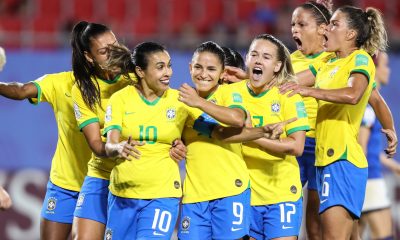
[181,217,190,232]
[105,106,112,123]
[271,101,280,113]
[166,107,176,121]
[76,194,85,207]
[73,103,82,119]
[47,197,57,211]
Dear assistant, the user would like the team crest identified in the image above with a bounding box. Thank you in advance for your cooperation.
[76,194,85,207]
[232,93,242,103]
[271,101,280,113]
[73,103,82,119]
[105,106,112,123]
[166,108,176,120]
[209,98,217,104]
[105,229,112,240]
[47,197,56,211]
[181,217,190,231]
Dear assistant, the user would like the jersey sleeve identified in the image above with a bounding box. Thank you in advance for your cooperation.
[350,52,374,83]
[283,94,310,135]
[215,85,246,114]
[28,74,56,104]
[102,93,124,136]
[361,105,376,128]
[71,84,99,130]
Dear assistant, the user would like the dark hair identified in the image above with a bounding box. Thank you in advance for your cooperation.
[300,0,333,25]
[222,46,245,70]
[193,41,225,69]
[105,42,166,79]
[338,6,388,54]
[252,34,296,84]
[71,21,110,110]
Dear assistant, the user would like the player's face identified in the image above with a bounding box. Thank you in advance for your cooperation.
[141,50,172,94]
[324,10,350,53]
[291,7,324,55]
[246,39,282,91]
[86,31,118,70]
[190,51,223,97]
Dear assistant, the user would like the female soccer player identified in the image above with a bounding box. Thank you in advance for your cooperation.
[290,1,333,239]
[0,22,106,239]
[281,6,389,239]
[101,42,190,239]
[177,41,251,240]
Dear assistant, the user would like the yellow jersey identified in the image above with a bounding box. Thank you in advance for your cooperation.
[103,86,189,199]
[312,49,375,168]
[291,50,335,138]
[29,71,92,191]
[71,74,132,180]
[227,80,309,205]
[182,84,249,204]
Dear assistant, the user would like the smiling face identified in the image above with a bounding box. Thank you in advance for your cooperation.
[324,10,352,53]
[246,39,282,92]
[291,7,326,55]
[190,51,223,97]
[137,50,172,95]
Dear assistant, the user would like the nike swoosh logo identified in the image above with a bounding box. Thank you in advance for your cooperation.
[153,231,165,236]
[231,227,243,232]
[282,225,293,229]
[320,199,328,204]
[65,92,71,97]
[125,111,135,115]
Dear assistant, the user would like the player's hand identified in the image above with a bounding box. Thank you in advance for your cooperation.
[178,83,203,108]
[279,82,311,97]
[170,139,187,163]
[244,111,253,128]
[263,118,297,140]
[223,66,248,83]
[117,136,145,160]
[381,128,397,157]
[0,187,12,210]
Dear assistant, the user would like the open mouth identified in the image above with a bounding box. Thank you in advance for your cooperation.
[160,79,170,85]
[293,36,303,50]
[252,67,263,81]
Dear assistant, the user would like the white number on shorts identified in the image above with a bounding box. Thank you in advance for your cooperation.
[322,174,331,197]
[279,203,296,223]
[232,202,243,225]
[151,209,172,233]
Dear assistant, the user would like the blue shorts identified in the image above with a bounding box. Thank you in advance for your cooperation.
[316,160,368,218]
[178,188,251,240]
[41,181,80,224]
[249,198,303,240]
[105,194,180,240]
[296,137,317,190]
[74,176,109,224]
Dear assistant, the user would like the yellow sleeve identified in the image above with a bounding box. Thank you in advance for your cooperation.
[29,74,56,104]
[71,84,99,130]
[216,85,246,114]
[102,93,124,135]
[350,52,374,83]
[283,94,310,135]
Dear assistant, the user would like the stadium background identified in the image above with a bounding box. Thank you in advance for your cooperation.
[0,0,399,239]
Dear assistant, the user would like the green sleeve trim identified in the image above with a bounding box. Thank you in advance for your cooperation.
[229,104,247,119]
[28,81,42,105]
[78,117,99,131]
[372,82,377,89]
[286,125,310,135]
[350,69,370,83]
[309,65,317,77]
[102,125,122,136]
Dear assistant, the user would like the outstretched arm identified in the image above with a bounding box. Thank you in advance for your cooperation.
[0,82,38,100]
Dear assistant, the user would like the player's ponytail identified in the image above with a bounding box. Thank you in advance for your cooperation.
[338,6,388,55]
[71,21,110,111]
